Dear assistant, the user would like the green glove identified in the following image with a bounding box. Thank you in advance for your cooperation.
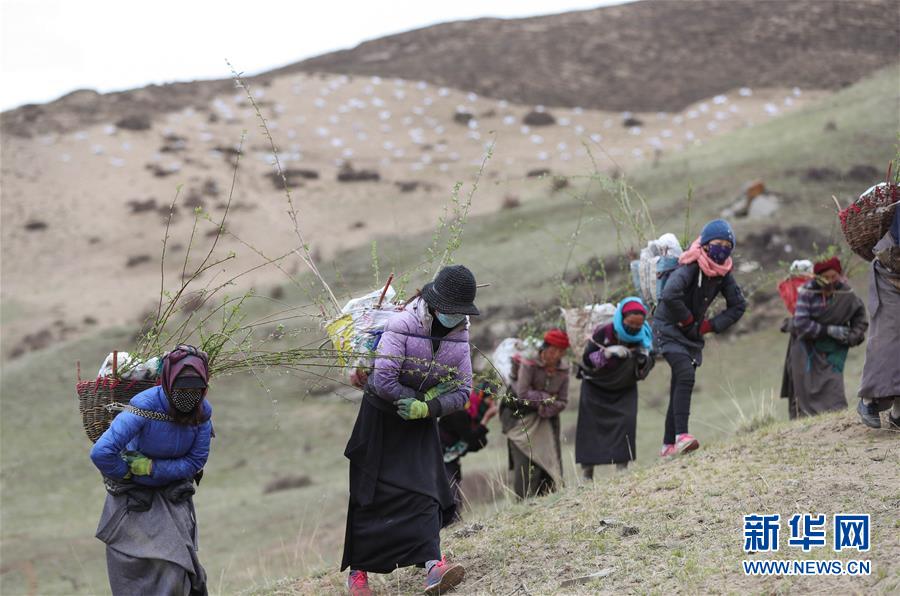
[396,398,429,420]
[423,381,456,402]
[122,450,153,476]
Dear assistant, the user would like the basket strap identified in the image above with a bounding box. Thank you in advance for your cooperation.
[105,402,174,422]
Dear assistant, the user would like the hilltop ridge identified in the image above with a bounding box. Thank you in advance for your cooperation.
[3,0,897,137]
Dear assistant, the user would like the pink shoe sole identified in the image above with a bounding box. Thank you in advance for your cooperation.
[675,437,699,454]
[424,563,465,595]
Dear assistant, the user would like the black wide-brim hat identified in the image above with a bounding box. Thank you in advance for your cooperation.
[421,264,480,315]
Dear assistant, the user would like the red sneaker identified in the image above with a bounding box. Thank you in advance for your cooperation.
[424,556,465,594]
[348,570,373,596]
[659,444,676,458]
[674,433,699,455]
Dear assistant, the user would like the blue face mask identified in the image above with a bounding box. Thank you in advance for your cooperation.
[436,312,466,328]
[707,244,733,265]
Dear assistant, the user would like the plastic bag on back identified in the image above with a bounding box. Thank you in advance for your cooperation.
[561,303,616,351]
[491,336,542,387]
[325,285,398,372]
[630,233,683,308]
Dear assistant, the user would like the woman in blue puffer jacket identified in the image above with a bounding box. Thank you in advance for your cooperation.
[90,345,213,596]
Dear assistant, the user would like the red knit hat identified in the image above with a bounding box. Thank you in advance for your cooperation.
[543,328,570,349]
[621,301,648,316]
[813,257,842,275]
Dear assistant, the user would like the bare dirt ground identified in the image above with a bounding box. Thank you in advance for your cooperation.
[0,70,824,360]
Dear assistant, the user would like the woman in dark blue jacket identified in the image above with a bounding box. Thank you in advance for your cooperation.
[90,345,212,596]
[653,220,746,457]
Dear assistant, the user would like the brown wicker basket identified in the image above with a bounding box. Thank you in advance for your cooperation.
[839,181,899,262]
[76,376,158,442]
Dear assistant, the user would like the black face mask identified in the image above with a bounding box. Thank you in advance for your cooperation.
[624,325,643,336]
[170,388,203,413]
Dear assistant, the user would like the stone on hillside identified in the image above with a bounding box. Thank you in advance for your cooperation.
[127,198,158,214]
[846,164,879,183]
[263,475,313,494]
[126,254,152,268]
[24,220,48,231]
[268,168,320,189]
[526,168,551,178]
[116,114,152,131]
[453,111,474,126]
[502,195,521,209]
[337,162,380,182]
[160,133,187,152]
[523,110,556,126]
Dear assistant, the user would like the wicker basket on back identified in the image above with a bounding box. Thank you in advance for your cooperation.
[839,179,899,262]
[76,376,158,442]
[76,352,162,443]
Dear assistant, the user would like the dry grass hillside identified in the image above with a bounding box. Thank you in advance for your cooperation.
[274,410,900,595]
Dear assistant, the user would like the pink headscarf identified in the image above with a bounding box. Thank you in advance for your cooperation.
[678,237,733,277]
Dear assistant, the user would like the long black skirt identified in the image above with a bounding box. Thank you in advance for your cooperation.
[341,389,455,573]
[575,380,638,465]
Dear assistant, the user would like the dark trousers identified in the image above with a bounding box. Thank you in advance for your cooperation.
[509,442,554,499]
[663,352,698,444]
[444,460,463,523]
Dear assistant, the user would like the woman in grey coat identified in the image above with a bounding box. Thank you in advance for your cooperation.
[857,208,900,429]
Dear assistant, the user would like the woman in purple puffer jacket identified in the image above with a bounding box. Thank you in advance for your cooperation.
[342,265,478,596]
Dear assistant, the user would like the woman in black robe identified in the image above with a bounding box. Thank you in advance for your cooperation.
[342,265,478,596]
[576,298,655,479]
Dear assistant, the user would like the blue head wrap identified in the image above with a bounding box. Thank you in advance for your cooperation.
[612,297,653,351]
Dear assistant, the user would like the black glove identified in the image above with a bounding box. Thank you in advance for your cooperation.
[467,425,489,452]
[683,322,702,342]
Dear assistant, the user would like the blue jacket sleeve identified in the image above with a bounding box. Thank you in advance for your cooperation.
[149,420,212,483]
[90,412,144,479]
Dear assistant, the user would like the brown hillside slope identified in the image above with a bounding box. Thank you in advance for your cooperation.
[274,410,899,594]
[3,0,897,137]
[276,0,899,112]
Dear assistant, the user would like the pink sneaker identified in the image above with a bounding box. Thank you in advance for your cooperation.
[425,556,465,594]
[674,433,699,455]
[659,444,676,458]
[348,570,373,596]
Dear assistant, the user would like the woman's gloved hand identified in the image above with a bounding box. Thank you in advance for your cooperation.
[423,381,456,401]
[826,325,850,343]
[604,345,631,359]
[122,451,153,476]
[396,398,429,420]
